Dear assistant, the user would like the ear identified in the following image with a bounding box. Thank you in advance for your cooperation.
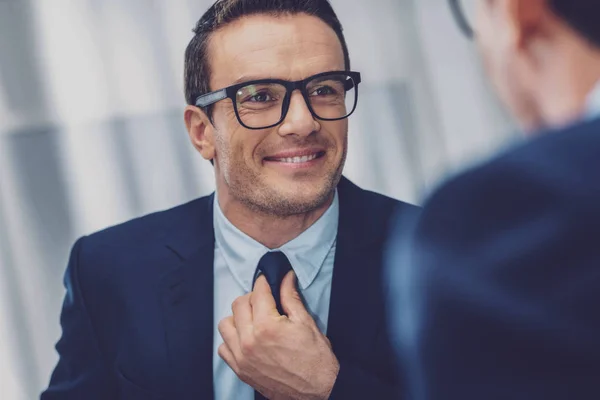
[184,105,216,162]
[502,0,545,50]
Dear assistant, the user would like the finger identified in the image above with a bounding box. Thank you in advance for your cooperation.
[280,270,314,325]
[231,294,254,340]
[218,342,239,373]
[218,316,241,359]
[251,275,281,320]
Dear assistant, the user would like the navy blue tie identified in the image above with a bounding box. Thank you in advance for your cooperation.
[253,251,293,316]
[253,251,293,400]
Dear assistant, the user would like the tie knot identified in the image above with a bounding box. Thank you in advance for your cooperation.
[256,251,292,287]
[254,251,292,315]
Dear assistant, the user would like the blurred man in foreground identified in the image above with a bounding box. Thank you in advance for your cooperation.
[42,0,416,399]
[387,0,600,399]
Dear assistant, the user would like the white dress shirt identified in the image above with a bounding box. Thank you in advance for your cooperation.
[212,192,339,400]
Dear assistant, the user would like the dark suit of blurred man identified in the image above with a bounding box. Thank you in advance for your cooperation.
[387,1,600,399]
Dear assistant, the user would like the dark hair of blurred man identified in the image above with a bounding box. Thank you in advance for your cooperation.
[42,1,417,399]
[388,1,600,399]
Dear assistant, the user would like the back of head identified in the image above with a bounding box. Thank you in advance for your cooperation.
[467,0,600,132]
[548,0,600,49]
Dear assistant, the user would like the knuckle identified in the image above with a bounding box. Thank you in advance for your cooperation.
[253,322,274,340]
[231,296,243,311]
[232,294,251,313]
[240,337,255,355]
[217,318,228,333]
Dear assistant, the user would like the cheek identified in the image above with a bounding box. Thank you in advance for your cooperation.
[334,124,348,159]
[478,38,533,125]
[478,29,510,94]
[322,121,348,147]
[476,5,506,81]
[230,128,273,168]
[213,109,252,159]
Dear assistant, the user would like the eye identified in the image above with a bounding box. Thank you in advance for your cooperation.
[310,86,337,96]
[239,90,278,103]
[248,92,274,103]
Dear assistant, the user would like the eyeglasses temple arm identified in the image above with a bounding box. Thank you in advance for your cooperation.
[195,89,228,107]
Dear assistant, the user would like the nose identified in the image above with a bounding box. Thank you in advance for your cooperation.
[277,90,320,137]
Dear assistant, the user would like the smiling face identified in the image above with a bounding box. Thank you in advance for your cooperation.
[189,13,348,217]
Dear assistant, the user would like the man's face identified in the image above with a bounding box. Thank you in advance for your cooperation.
[474,0,540,130]
[203,14,348,216]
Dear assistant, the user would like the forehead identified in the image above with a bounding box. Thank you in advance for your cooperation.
[207,13,346,88]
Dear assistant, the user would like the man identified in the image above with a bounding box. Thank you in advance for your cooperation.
[387,0,600,399]
[42,0,416,399]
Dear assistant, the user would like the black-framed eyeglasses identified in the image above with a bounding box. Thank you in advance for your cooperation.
[449,0,475,39]
[194,71,362,130]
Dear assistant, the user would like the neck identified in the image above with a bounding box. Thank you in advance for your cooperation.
[217,189,335,250]
[532,38,600,132]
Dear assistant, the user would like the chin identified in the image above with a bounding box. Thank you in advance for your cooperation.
[253,179,335,216]
[279,183,329,203]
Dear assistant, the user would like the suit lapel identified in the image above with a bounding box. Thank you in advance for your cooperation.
[154,180,393,397]
[327,178,388,359]
[159,194,215,400]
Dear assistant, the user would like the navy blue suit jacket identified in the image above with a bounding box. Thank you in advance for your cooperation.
[387,118,600,399]
[43,177,417,400]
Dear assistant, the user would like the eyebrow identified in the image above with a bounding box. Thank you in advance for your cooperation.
[230,70,346,86]
[231,75,281,85]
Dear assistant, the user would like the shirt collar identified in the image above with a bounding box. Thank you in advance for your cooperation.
[213,191,339,292]
[585,80,600,121]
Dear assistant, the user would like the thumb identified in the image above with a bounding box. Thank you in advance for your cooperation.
[280,271,313,324]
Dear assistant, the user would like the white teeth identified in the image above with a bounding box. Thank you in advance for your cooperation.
[275,154,318,163]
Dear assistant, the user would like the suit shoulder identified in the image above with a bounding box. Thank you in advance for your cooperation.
[426,119,600,215]
[340,177,418,214]
[80,195,212,254]
[360,187,418,211]
[341,179,420,246]
[69,195,213,290]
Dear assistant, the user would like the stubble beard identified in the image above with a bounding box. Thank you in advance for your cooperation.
[218,135,347,218]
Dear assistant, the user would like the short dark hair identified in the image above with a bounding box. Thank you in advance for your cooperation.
[549,0,600,48]
[184,0,351,107]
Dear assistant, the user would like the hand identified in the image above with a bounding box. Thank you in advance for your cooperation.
[218,271,340,400]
